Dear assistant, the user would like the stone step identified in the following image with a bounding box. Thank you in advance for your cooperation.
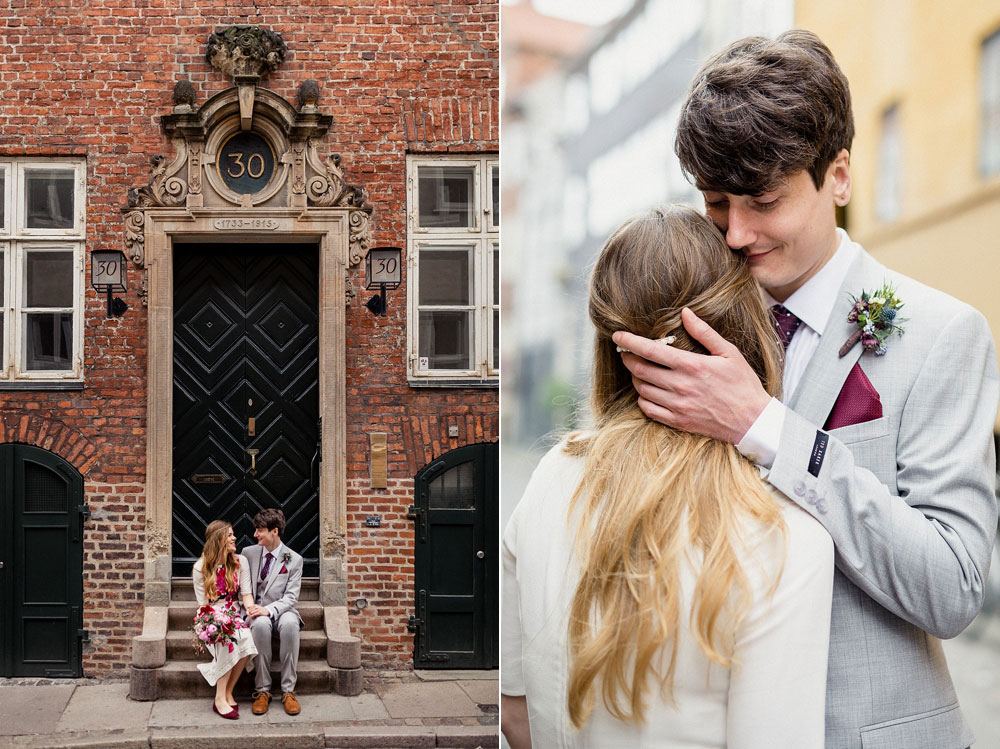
[166,628,328,661]
[153,659,347,699]
[168,600,324,630]
[173,576,320,601]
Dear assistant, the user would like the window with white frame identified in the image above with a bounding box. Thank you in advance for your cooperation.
[407,156,498,381]
[0,159,86,382]
[981,28,1000,176]
[875,104,902,223]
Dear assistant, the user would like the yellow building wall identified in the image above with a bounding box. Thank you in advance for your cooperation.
[797,1,1000,423]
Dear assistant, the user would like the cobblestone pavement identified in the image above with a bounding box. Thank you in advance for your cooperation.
[0,670,499,749]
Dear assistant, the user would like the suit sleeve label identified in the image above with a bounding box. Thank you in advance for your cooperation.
[808,431,829,477]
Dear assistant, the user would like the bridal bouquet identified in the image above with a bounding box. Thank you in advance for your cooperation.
[191,602,248,657]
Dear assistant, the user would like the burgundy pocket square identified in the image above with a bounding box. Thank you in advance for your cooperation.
[824,363,882,430]
[279,565,288,575]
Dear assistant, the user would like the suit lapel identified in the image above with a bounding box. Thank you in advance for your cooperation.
[247,546,263,598]
[787,250,881,426]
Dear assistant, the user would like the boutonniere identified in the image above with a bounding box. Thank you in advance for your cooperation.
[839,282,906,357]
[282,551,291,564]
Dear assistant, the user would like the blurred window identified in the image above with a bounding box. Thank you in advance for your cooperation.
[0,159,85,381]
[407,155,498,382]
[875,104,902,223]
[981,28,1000,176]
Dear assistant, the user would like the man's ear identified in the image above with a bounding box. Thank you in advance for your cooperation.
[830,148,851,206]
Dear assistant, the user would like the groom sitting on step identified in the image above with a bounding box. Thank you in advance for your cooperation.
[242,508,304,716]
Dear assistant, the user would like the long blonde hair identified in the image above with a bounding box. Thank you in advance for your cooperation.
[565,205,786,728]
[198,520,239,603]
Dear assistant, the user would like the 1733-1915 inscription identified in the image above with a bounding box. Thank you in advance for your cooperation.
[217,131,275,194]
[212,217,281,230]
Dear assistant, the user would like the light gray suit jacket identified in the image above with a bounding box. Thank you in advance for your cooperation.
[767,249,999,748]
[241,542,304,627]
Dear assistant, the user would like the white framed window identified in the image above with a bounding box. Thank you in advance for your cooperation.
[407,155,498,382]
[0,159,85,382]
[981,28,1000,176]
[875,104,902,223]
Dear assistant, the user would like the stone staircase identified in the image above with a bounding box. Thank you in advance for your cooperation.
[130,577,362,700]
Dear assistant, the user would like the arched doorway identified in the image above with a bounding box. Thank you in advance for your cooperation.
[410,442,498,669]
[0,444,85,676]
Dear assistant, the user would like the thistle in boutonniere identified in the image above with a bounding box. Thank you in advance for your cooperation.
[282,551,291,564]
[839,282,906,357]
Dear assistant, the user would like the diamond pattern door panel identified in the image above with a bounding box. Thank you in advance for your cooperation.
[173,245,319,576]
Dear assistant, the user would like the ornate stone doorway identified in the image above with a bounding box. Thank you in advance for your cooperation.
[123,27,372,609]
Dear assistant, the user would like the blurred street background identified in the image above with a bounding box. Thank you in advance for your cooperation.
[500,0,1000,745]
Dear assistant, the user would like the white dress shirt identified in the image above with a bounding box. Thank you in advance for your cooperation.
[736,229,860,467]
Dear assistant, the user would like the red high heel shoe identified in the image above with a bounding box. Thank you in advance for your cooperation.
[212,701,239,720]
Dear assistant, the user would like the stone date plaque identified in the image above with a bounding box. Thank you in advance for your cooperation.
[217,131,275,194]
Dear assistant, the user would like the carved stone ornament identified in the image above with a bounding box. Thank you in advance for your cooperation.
[172,79,196,111]
[297,79,320,111]
[206,25,286,81]
[123,70,374,306]
[305,143,373,264]
[127,153,188,209]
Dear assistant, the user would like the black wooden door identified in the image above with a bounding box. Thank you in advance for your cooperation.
[0,444,85,677]
[172,244,319,576]
[411,442,498,669]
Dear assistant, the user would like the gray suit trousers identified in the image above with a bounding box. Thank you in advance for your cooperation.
[250,611,300,693]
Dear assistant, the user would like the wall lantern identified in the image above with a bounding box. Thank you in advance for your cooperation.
[91,250,129,318]
[365,246,402,316]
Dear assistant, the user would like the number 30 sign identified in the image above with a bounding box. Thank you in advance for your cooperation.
[366,247,402,290]
[217,132,275,194]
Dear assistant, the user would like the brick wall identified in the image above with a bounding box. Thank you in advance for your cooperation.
[0,0,497,676]
[346,477,415,668]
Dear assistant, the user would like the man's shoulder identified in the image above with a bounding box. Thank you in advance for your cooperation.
[855,248,987,330]
[240,545,260,560]
[280,544,304,566]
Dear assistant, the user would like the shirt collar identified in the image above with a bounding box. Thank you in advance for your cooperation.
[265,542,283,560]
[763,228,859,336]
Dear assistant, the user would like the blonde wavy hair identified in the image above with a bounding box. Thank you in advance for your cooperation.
[565,204,786,728]
[199,520,239,603]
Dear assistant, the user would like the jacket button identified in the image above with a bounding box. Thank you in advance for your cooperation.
[816,498,828,514]
[806,488,818,504]
[794,481,806,497]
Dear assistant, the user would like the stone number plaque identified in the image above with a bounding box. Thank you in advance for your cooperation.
[217,132,275,194]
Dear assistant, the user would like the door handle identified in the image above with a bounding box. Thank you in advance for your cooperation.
[247,448,259,476]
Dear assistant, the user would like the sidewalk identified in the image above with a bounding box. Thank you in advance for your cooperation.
[0,671,499,749]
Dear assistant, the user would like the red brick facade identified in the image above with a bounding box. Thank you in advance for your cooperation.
[0,1,498,676]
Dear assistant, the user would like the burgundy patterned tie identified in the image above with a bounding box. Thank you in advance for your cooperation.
[260,551,274,582]
[772,304,802,350]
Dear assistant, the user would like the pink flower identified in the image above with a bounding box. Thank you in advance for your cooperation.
[207,624,217,634]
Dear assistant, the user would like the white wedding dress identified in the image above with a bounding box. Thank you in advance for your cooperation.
[502,439,835,748]
[191,554,258,686]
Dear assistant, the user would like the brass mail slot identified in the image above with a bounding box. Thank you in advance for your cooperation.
[192,473,228,484]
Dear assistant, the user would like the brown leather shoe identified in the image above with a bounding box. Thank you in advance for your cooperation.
[251,691,271,715]
[282,691,301,715]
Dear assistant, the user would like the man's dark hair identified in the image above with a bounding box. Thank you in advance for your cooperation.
[675,29,854,196]
[253,508,285,536]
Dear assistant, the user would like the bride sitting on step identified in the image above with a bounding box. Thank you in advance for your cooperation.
[192,520,259,719]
